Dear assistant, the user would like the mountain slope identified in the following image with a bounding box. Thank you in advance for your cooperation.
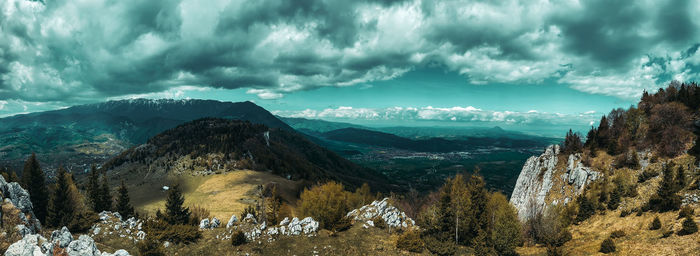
[0,99,293,171]
[103,118,394,191]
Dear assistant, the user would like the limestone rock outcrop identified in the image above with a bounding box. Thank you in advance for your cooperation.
[0,176,42,233]
[509,145,560,220]
[4,226,131,256]
[346,198,416,229]
[509,145,601,220]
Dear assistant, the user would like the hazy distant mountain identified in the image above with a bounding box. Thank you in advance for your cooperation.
[277,117,366,133]
[319,127,551,152]
[0,99,293,170]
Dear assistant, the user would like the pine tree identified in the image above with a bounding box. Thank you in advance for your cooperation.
[575,195,595,223]
[22,153,48,223]
[116,180,135,218]
[87,165,101,212]
[607,184,622,210]
[423,184,456,255]
[585,127,598,150]
[679,216,698,235]
[596,115,610,149]
[563,129,583,154]
[164,185,191,225]
[467,169,492,249]
[47,167,76,228]
[99,175,112,212]
[648,163,681,212]
[675,166,686,190]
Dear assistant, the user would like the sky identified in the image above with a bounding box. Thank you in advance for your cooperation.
[2,0,700,136]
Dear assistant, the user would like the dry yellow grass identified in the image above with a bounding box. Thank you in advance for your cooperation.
[520,151,700,256]
[563,208,700,256]
[133,170,303,220]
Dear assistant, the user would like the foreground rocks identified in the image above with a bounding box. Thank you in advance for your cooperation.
[217,214,320,242]
[0,176,42,233]
[346,198,416,229]
[4,226,130,256]
[90,212,146,243]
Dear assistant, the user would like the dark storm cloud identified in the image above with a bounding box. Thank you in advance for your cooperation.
[1,0,700,110]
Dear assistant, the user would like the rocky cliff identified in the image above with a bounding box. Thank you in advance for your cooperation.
[510,145,601,220]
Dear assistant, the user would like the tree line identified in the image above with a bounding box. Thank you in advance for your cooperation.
[4,153,135,231]
[563,81,700,159]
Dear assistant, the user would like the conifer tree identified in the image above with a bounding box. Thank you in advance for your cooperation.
[47,167,76,228]
[423,184,456,255]
[22,153,48,223]
[675,166,686,190]
[87,165,101,211]
[116,180,135,218]
[165,185,191,225]
[585,127,598,150]
[99,175,112,212]
[467,170,491,248]
[575,194,595,223]
[596,115,610,150]
[648,163,681,212]
[607,184,622,210]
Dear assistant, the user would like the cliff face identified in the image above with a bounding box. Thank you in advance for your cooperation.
[510,145,601,220]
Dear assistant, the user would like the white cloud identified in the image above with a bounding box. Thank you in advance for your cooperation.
[274,105,599,126]
[1,0,699,107]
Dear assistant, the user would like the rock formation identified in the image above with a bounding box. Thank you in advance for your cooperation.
[90,212,146,243]
[0,176,42,233]
[510,145,601,220]
[4,226,130,256]
[346,198,416,229]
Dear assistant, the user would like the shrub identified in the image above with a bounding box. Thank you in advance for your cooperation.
[332,216,353,232]
[395,230,423,253]
[372,216,387,229]
[68,211,99,233]
[599,238,616,254]
[241,205,257,220]
[136,237,165,256]
[619,209,631,217]
[298,181,353,230]
[661,225,673,238]
[190,205,210,224]
[638,169,659,183]
[231,231,247,246]
[678,206,694,219]
[526,209,571,247]
[144,219,202,244]
[422,235,455,256]
[650,216,661,230]
[609,230,625,238]
[575,195,595,223]
[546,246,563,256]
[678,216,698,236]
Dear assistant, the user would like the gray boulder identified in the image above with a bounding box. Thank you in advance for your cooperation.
[4,234,45,256]
[199,219,210,229]
[226,215,238,228]
[66,235,100,256]
[0,176,41,232]
[210,217,221,228]
[50,226,73,248]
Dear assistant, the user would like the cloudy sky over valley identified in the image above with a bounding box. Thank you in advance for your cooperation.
[2,0,700,134]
